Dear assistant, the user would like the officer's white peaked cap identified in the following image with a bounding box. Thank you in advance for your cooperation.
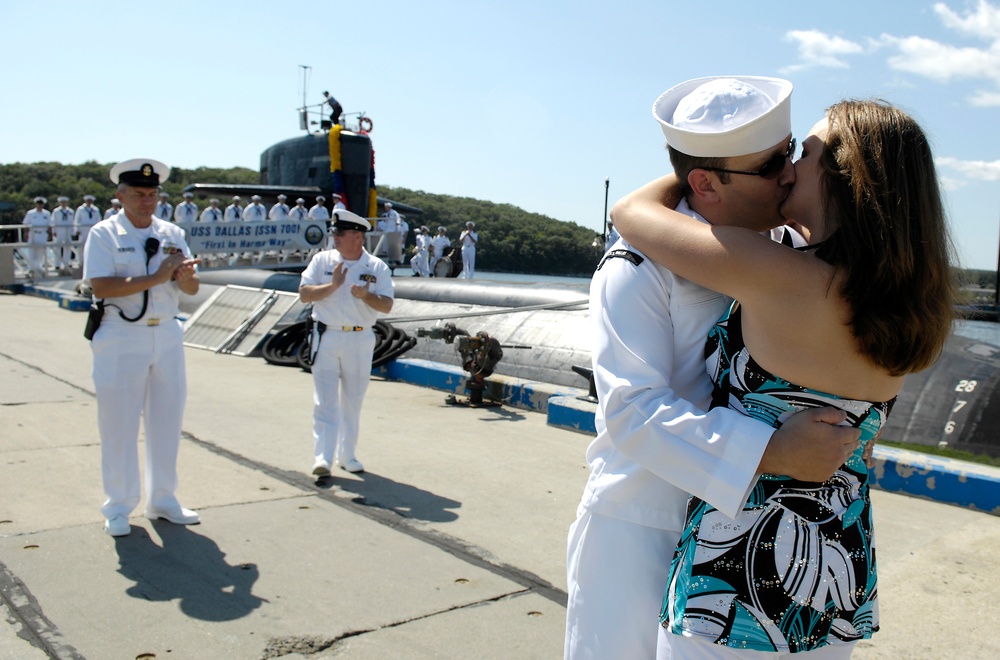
[332,209,370,233]
[653,76,792,157]
[110,158,170,187]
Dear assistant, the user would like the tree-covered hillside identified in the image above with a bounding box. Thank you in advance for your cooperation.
[0,162,605,276]
[380,185,602,275]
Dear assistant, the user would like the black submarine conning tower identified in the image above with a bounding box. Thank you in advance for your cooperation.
[259,131,373,219]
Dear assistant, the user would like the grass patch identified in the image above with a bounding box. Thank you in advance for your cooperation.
[879,440,1000,468]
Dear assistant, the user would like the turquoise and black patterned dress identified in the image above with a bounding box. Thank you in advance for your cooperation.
[661,303,894,653]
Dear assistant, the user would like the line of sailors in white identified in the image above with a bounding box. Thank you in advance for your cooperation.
[21,193,475,275]
[19,194,116,274]
[156,192,343,225]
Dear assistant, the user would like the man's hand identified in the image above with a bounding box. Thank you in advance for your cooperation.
[172,258,200,282]
[758,407,861,482]
[350,281,370,300]
[331,262,347,290]
[153,252,188,283]
[863,429,881,469]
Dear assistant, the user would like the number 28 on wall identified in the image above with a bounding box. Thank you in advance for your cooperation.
[944,380,978,435]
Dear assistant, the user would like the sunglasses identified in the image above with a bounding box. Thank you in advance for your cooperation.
[700,138,796,180]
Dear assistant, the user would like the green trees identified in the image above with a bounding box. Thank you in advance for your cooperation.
[0,161,259,220]
[381,186,603,275]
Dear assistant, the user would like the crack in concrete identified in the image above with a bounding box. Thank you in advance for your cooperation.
[0,560,85,659]
[259,589,534,658]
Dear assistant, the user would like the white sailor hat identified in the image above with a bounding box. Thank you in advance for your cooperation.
[110,198,121,205]
[295,198,305,204]
[437,226,446,232]
[332,193,342,199]
[652,76,792,157]
[209,198,220,204]
[466,221,475,228]
[183,191,194,199]
[159,191,170,198]
[420,225,429,232]
[110,158,170,187]
[57,196,69,203]
[316,195,326,202]
[332,209,369,233]
[384,201,392,207]
[232,196,241,201]
[251,195,262,201]
[83,194,95,201]
[33,196,47,204]
[277,194,287,200]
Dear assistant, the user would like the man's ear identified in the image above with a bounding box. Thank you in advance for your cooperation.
[687,169,722,204]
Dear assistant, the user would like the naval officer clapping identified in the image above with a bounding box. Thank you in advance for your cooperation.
[83,158,201,537]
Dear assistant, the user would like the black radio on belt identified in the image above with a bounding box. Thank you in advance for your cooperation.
[83,237,160,340]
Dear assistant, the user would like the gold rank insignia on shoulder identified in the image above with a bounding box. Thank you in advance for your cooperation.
[359,273,377,284]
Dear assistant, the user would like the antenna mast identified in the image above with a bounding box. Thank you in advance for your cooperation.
[299,65,312,131]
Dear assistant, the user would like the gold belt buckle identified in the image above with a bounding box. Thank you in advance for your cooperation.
[147,318,160,327]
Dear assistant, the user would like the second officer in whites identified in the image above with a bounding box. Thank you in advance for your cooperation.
[299,210,394,476]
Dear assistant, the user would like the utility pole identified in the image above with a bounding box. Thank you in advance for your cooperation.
[602,178,610,243]
[995,209,1000,307]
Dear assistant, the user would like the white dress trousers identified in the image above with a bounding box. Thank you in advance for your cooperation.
[311,327,377,466]
[92,319,187,518]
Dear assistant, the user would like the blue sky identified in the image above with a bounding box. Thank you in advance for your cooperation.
[1,0,998,268]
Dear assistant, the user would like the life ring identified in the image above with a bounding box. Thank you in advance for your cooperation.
[359,116,373,133]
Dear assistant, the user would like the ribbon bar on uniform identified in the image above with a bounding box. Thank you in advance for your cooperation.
[146,318,161,326]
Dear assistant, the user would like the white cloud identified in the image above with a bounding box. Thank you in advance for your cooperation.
[936,156,1000,181]
[782,30,864,71]
[969,88,1000,104]
[934,0,1000,39]
[881,34,1000,81]
[881,1,1000,105]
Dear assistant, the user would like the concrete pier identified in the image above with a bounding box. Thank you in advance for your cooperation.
[2,292,999,659]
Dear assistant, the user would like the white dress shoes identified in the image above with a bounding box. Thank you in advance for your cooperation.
[104,515,131,537]
[339,458,365,474]
[145,506,200,525]
[312,460,332,477]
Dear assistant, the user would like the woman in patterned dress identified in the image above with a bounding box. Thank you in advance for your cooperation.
[612,99,956,657]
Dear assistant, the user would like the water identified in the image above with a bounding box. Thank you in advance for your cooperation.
[954,319,1000,347]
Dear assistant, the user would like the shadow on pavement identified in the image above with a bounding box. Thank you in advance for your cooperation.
[316,470,462,523]
[114,522,267,621]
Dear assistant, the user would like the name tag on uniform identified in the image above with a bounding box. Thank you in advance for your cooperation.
[118,247,136,253]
